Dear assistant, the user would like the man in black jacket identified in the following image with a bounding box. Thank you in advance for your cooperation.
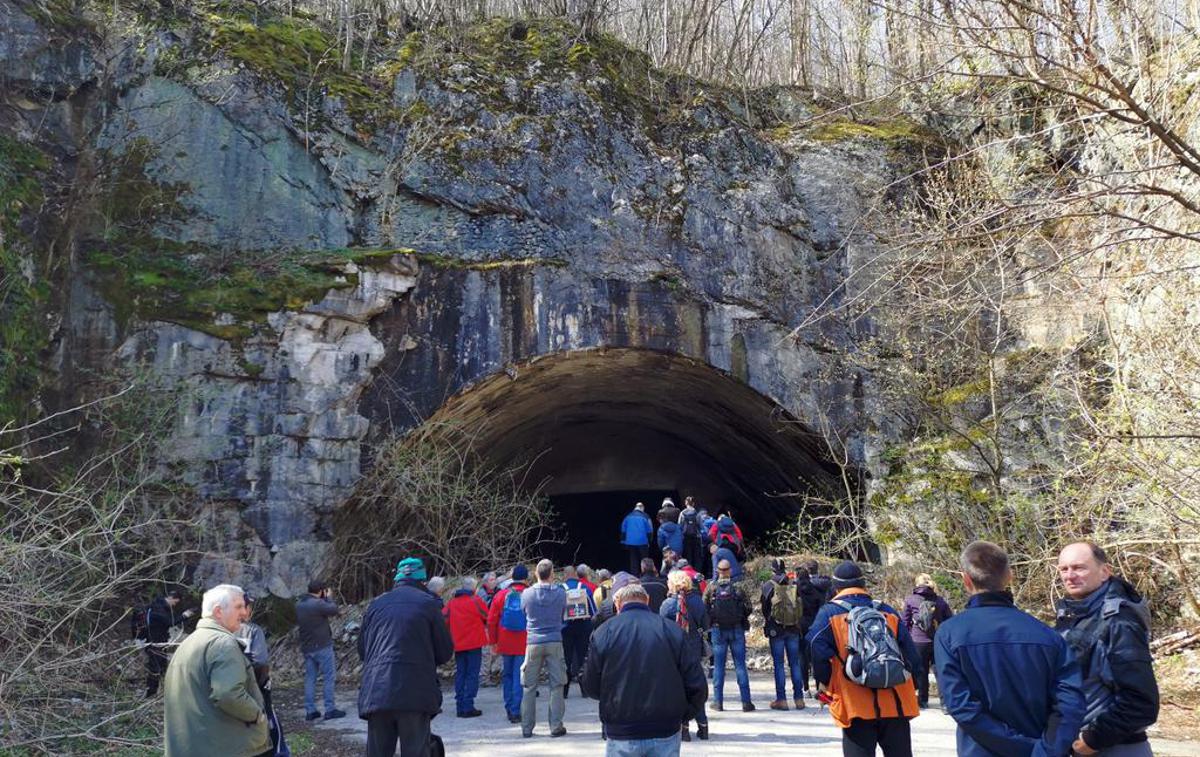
[1056,542,1159,757]
[142,590,194,697]
[582,583,708,754]
[358,557,454,757]
[640,558,669,613]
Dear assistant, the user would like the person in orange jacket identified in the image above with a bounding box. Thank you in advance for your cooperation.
[486,564,529,723]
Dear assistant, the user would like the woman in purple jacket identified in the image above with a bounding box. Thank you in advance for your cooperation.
[901,573,954,707]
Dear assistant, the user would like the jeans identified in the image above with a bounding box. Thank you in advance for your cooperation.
[770,633,805,700]
[914,642,933,705]
[454,648,482,714]
[842,717,912,757]
[520,642,566,733]
[365,710,430,757]
[605,732,682,757]
[711,626,751,704]
[303,644,337,714]
[502,654,525,716]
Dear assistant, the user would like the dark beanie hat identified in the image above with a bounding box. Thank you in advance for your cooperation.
[512,564,529,581]
[832,560,865,589]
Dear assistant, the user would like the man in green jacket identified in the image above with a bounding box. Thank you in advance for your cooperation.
[164,583,270,757]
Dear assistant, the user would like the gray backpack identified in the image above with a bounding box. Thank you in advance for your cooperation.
[833,600,911,689]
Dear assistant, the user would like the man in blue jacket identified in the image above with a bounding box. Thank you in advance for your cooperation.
[708,542,742,581]
[358,557,454,757]
[935,541,1086,757]
[1055,542,1159,757]
[621,502,655,574]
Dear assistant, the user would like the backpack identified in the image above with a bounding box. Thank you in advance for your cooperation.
[564,585,593,621]
[596,583,611,604]
[130,605,150,641]
[500,589,526,632]
[770,582,800,627]
[916,599,940,636]
[711,581,743,629]
[833,600,910,689]
[717,531,744,558]
[681,509,700,536]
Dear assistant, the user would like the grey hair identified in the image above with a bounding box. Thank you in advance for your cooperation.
[536,559,554,581]
[427,576,446,594]
[460,576,477,591]
[201,584,244,618]
[482,571,497,582]
[576,564,590,577]
[596,568,612,581]
[614,584,650,607]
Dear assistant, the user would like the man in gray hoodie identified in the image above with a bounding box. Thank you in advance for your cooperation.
[519,559,568,738]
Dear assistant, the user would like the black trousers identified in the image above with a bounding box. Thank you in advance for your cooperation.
[627,545,648,574]
[682,534,704,571]
[842,717,912,757]
[562,620,591,683]
[914,642,934,705]
[366,710,431,757]
[145,646,168,696]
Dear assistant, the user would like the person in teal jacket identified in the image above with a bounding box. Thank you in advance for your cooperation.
[620,502,655,574]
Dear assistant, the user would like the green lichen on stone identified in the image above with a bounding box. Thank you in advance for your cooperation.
[0,133,51,423]
[803,117,941,148]
[413,252,566,271]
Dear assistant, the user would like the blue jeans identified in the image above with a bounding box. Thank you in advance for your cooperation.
[501,654,525,717]
[711,627,751,704]
[303,644,336,714]
[770,633,805,700]
[606,732,682,757]
[454,648,482,713]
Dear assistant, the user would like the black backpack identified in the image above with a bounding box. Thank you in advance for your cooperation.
[916,599,940,636]
[130,605,150,641]
[711,582,743,629]
[681,509,700,536]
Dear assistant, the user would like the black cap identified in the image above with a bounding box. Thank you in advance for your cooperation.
[832,560,865,589]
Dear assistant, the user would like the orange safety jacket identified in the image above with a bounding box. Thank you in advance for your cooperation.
[826,587,920,729]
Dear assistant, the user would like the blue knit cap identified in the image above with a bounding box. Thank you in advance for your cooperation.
[394,557,427,582]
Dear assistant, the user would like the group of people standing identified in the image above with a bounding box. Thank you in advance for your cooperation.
[619,496,746,578]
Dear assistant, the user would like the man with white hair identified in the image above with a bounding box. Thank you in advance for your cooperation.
[583,583,708,756]
[163,584,269,757]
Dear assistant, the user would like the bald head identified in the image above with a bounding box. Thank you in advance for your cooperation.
[717,559,731,576]
[1058,541,1112,599]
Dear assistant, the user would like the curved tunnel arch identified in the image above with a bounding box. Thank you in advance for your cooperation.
[421,347,849,565]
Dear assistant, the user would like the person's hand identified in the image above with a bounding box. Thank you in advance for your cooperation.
[182,609,196,618]
[1073,738,1097,755]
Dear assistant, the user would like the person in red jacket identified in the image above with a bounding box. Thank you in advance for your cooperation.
[443,577,490,718]
[487,564,530,723]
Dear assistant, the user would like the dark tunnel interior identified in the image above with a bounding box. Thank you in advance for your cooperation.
[424,348,850,570]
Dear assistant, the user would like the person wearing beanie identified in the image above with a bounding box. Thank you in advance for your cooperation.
[357,558,453,757]
[487,564,530,723]
[622,502,656,574]
[806,560,923,756]
[592,571,641,632]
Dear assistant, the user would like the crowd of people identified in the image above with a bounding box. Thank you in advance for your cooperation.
[148,496,1161,757]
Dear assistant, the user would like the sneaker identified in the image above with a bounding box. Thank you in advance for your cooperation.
[507,714,521,723]
[458,709,483,718]
[305,711,321,721]
[697,724,710,740]
[793,698,806,710]
[742,702,757,712]
[550,727,567,738]
[681,725,691,742]
[522,731,533,738]
[769,699,788,711]
[710,701,724,712]
[323,708,347,720]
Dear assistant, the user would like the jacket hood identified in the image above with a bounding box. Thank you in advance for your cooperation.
[660,521,680,532]
[913,585,938,599]
[452,588,473,598]
[1058,576,1150,631]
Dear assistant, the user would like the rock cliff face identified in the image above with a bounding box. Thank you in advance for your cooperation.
[1,2,931,594]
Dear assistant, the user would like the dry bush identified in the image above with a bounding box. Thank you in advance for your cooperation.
[0,385,199,755]
[329,423,557,601]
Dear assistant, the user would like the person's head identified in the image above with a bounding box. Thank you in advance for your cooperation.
[635,502,645,512]
[915,573,935,589]
[241,593,256,622]
[698,508,708,517]
[640,557,657,576]
[202,584,245,633]
[771,558,786,576]
[307,579,328,597]
[512,563,529,583]
[667,570,693,595]
[535,559,554,583]
[684,496,695,508]
[717,559,732,577]
[576,564,591,581]
[661,497,674,508]
[614,584,650,613]
[676,559,690,569]
[481,571,497,589]
[832,561,866,591]
[460,576,477,592]
[802,559,820,577]
[611,571,640,594]
[562,565,577,580]
[960,541,1012,594]
[393,557,427,584]
[596,568,611,583]
[427,576,446,596]
[165,590,183,607]
[1057,541,1113,599]
[708,543,718,555]
[663,548,677,562]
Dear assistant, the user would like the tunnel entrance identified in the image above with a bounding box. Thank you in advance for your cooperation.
[546,490,678,569]
[418,348,853,569]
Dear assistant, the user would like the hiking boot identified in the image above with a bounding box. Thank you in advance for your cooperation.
[507,713,521,723]
[769,699,789,711]
[697,724,710,740]
[522,731,533,738]
[457,709,482,718]
[305,711,321,721]
[681,725,691,742]
[793,698,806,710]
[323,709,347,720]
[742,702,757,712]
[550,727,567,738]
[710,701,724,712]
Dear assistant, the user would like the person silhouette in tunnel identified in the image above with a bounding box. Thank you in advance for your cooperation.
[679,497,705,571]
[620,502,654,574]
